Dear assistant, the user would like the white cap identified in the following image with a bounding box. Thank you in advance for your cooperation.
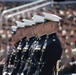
[62,30,66,35]
[43,12,62,22]
[3,72,7,75]
[32,14,45,23]
[15,21,25,28]
[11,26,17,32]
[23,19,35,26]
[21,73,24,75]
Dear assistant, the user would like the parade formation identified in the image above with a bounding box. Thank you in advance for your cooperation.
[3,12,63,75]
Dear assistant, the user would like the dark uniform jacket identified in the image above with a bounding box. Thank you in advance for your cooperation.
[39,33,62,75]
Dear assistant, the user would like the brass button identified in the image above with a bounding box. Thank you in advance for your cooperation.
[53,39,56,41]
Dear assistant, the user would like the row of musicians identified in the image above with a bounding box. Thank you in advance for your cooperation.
[3,12,63,75]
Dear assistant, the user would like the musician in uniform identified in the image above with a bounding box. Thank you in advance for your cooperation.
[37,12,63,75]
